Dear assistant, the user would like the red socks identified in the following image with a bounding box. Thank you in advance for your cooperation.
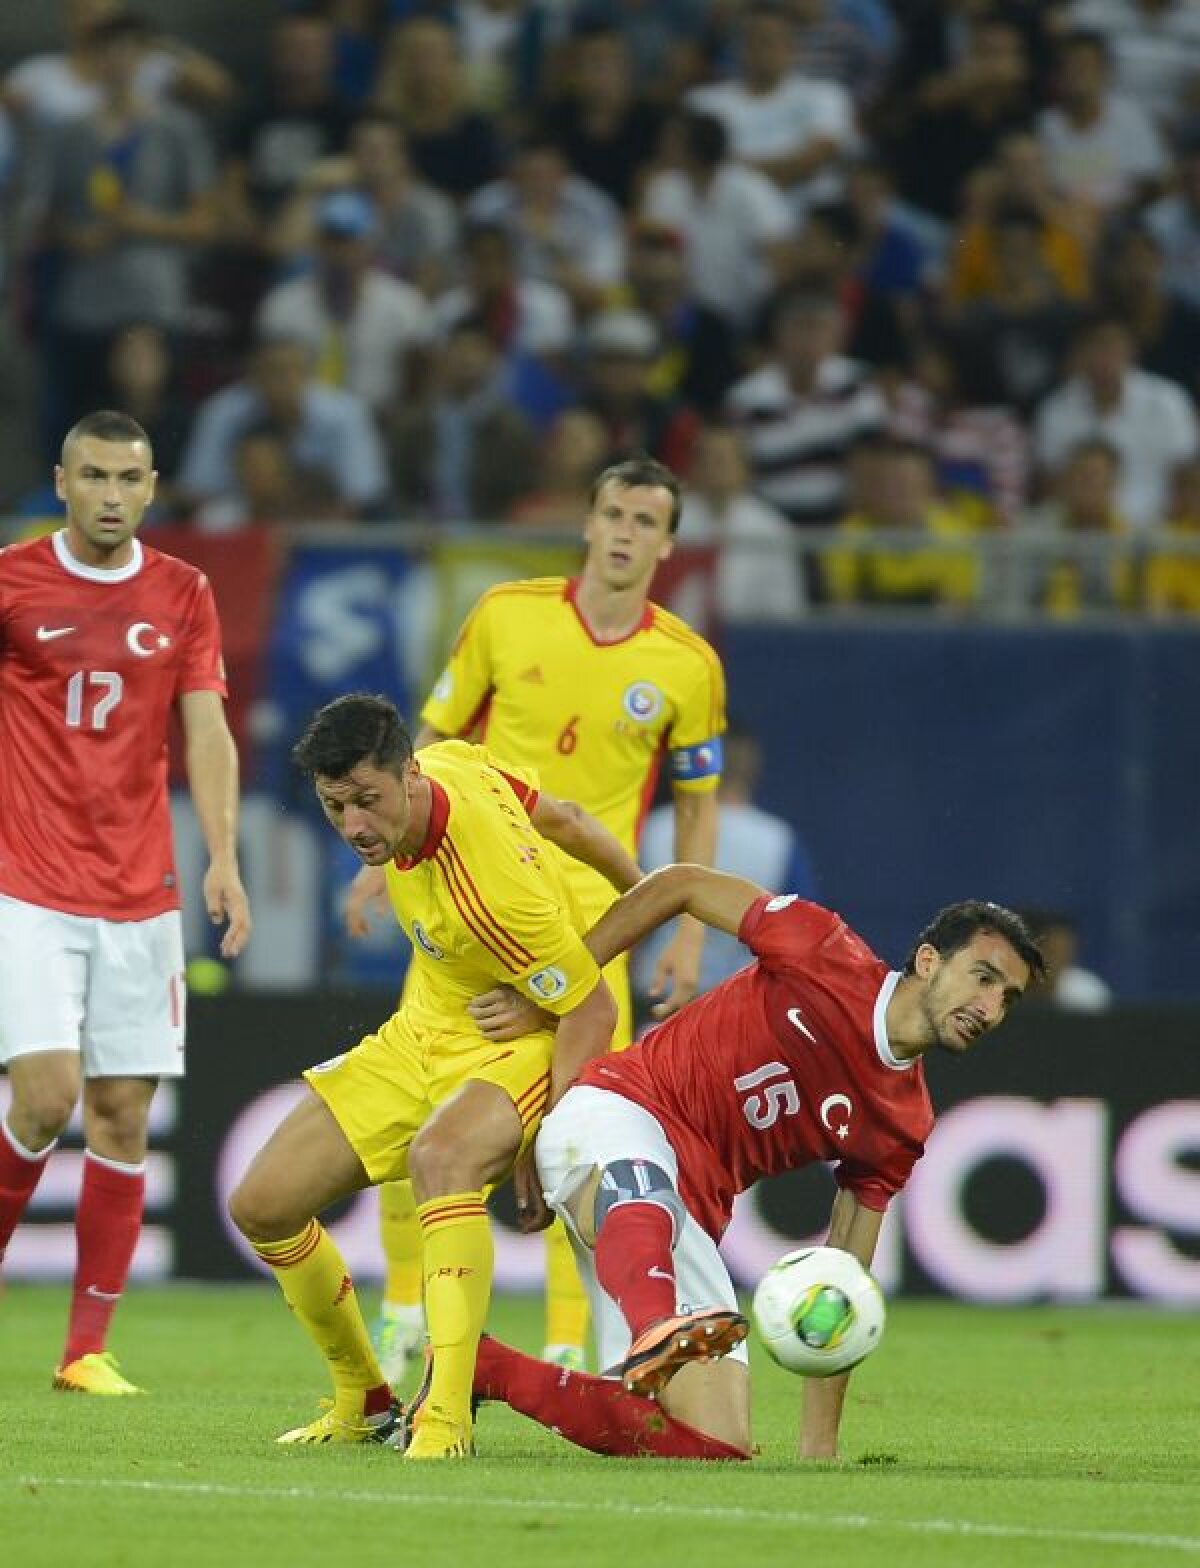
[593,1201,677,1340]
[0,1118,54,1260]
[473,1334,748,1461]
[62,1151,145,1365]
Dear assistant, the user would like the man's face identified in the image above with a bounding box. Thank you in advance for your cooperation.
[583,479,675,590]
[314,760,415,865]
[55,435,156,556]
[915,932,1032,1055]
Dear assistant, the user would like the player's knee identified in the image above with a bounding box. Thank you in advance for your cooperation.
[407,1125,466,1198]
[227,1173,294,1243]
[593,1158,685,1239]
[14,1078,79,1143]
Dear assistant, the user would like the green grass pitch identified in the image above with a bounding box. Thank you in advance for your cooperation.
[1,1285,1197,1567]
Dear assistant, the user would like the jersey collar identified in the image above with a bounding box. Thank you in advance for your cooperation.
[392,778,450,869]
[873,970,915,1072]
[52,528,145,583]
[565,577,655,646]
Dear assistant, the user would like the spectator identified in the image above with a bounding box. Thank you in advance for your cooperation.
[221,12,352,255]
[1144,456,1200,614]
[537,22,665,209]
[844,157,932,304]
[192,423,309,531]
[1097,223,1200,400]
[3,0,233,129]
[723,287,886,535]
[790,0,898,107]
[507,408,610,530]
[824,437,982,608]
[465,136,626,313]
[1065,0,1200,137]
[948,131,1093,306]
[371,17,503,199]
[641,109,795,329]
[1017,438,1135,615]
[784,200,911,369]
[577,308,700,474]
[679,424,807,622]
[635,722,819,999]
[885,13,1035,224]
[1034,313,1199,530]
[1036,30,1169,213]
[177,334,389,519]
[1017,908,1114,1011]
[887,334,1030,522]
[255,189,432,413]
[386,315,539,522]
[101,320,191,509]
[1143,122,1200,312]
[27,13,218,432]
[432,219,573,358]
[275,111,460,297]
[686,0,857,212]
[566,0,711,102]
[951,203,1083,417]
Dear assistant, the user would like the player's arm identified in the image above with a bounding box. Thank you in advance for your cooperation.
[585,864,765,970]
[799,1191,885,1461]
[646,786,721,1018]
[529,792,643,893]
[178,690,251,959]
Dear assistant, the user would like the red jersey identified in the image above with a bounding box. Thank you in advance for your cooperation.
[0,531,227,920]
[581,894,935,1241]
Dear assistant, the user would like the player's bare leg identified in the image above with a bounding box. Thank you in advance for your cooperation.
[51,1075,157,1394]
[229,1090,397,1445]
[1,1052,79,1300]
[403,1078,524,1461]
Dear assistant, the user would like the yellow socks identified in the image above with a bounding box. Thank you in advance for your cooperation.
[253,1220,389,1417]
[543,1215,590,1357]
[417,1192,492,1432]
[379,1178,424,1311]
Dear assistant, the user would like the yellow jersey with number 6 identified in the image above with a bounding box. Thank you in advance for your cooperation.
[421,577,726,856]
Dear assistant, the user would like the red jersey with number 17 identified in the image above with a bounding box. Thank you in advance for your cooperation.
[580,894,935,1242]
[0,531,227,921]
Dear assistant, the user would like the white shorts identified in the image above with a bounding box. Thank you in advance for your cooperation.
[536,1084,746,1373]
[0,894,186,1078]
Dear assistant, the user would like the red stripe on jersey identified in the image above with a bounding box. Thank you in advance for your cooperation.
[458,688,493,743]
[565,577,654,645]
[393,778,451,869]
[437,843,534,973]
[635,731,668,842]
[441,837,539,968]
[496,768,538,813]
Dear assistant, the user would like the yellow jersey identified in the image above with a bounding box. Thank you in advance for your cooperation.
[383,739,601,1034]
[421,577,726,857]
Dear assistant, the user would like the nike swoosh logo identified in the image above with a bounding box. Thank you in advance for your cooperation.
[787,1007,817,1043]
[647,1266,674,1283]
[36,625,76,641]
[84,1285,121,1301]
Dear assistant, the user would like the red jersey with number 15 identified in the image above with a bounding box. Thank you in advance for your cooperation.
[0,531,227,921]
[580,894,935,1241]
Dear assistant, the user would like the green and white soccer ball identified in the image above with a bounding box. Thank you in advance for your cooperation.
[752,1246,886,1377]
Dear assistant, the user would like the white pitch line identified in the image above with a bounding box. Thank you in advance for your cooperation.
[12,1475,1200,1556]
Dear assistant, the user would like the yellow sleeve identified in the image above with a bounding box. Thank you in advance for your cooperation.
[511,927,603,1017]
[666,634,727,794]
[474,743,541,811]
[421,592,497,735]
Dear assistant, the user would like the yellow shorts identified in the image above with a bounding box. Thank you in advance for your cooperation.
[304,1010,553,1185]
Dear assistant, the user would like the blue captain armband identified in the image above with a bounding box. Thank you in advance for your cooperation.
[669,736,723,782]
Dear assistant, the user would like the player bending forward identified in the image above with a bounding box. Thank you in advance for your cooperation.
[414,867,1042,1460]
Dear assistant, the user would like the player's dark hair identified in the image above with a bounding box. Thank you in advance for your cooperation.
[588,455,683,534]
[292,694,414,781]
[61,409,153,462]
[903,901,1045,982]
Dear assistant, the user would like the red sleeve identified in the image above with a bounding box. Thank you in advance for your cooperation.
[737,893,845,969]
[497,768,539,815]
[175,573,227,698]
[834,1144,924,1211]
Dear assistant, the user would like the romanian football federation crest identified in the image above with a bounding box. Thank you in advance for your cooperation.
[622,680,663,724]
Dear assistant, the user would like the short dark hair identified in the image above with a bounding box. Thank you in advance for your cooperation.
[678,110,728,170]
[588,455,683,534]
[61,409,152,463]
[292,694,414,781]
[903,900,1045,982]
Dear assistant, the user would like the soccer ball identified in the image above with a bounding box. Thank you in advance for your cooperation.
[751,1246,886,1377]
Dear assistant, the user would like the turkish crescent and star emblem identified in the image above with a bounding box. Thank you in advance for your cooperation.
[820,1093,854,1141]
[126,621,172,657]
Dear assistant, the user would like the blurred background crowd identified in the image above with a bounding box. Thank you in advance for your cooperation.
[4,0,1200,617]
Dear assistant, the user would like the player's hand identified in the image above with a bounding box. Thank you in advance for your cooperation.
[345,864,389,938]
[646,924,704,1019]
[468,985,551,1041]
[512,1151,552,1232]
[203,860,252,959]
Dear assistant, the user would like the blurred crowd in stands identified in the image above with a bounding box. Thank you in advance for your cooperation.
[5,0,1200,616]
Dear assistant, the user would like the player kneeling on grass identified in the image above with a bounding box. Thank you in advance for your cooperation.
[423,871,1042,1461]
